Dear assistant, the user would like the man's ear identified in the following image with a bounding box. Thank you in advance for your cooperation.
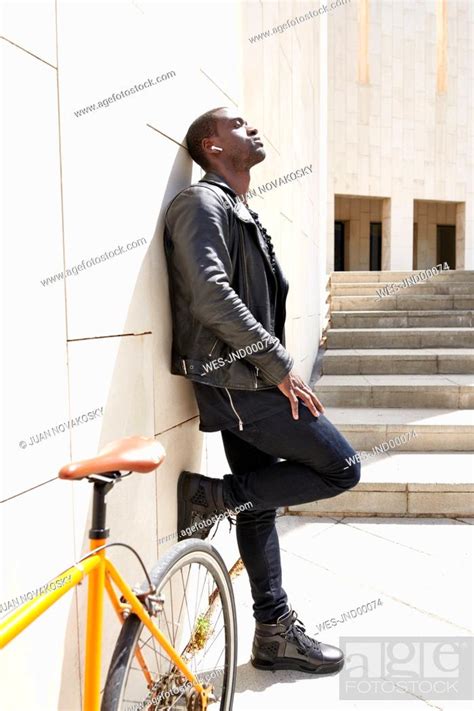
[202,137,223,156]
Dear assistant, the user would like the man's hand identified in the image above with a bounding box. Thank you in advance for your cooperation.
[277,371,325,420]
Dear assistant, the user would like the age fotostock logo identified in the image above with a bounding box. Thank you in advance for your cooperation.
[339,637,474,700]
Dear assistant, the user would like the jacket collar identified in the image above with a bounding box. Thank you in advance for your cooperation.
[200,171,237,197]
[200,172,277,284]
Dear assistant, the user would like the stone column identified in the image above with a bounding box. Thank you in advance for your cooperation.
[384,194,414,270]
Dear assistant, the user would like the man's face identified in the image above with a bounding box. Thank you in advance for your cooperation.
[210,108,265,170]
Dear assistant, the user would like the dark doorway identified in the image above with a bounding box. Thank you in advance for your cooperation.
[334,221,345,271]
[437,225,456,269]
[370,222,382,270]
[413,223,418,269]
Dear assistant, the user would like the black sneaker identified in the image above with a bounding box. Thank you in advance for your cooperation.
[251,606,344,675]
[177,471,235,542]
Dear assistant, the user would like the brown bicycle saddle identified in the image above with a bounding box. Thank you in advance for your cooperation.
[58,436,166,480]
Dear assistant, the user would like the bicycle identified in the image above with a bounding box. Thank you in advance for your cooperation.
[0,436,237,710]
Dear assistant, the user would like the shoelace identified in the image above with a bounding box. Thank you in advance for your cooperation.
[210,511,237,540]
[282,610,321,653]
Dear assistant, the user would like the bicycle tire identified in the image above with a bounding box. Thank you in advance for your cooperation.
[101,538,237,711]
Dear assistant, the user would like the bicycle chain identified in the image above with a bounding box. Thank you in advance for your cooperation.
[185,683,216,710]
[144,671,216,710]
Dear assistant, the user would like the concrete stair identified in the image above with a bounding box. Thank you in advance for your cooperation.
[331,295,474,311]
[327,327,474,348]
[323,349,474,374]
[331,310,474,328]
[297,270,474,518]
[321,407,474,451]
[316,374,474,408]
[290,450,474,517]
[330,270,474,283]
[333,282,474,296]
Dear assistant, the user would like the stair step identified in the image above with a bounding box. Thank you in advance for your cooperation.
[330,270,474,284]
[323,407,474,451]
[327,327,474,349]
[333,282,474,296]
[321,273,474,516]
[330,295,474,311]
[322,349,474,375]
[315,374,474,408]
[288,452,474,516]
[331,310,474,329]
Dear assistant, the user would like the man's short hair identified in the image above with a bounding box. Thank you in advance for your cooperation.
[185,107,226,169]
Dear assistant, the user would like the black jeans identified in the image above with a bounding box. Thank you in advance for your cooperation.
[221,405,361,624]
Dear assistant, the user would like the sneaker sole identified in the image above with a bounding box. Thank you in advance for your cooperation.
[250,656,344,675]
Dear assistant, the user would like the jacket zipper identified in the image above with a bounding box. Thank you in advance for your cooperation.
[249,211,278,298]
[208,338,219,357]
[273,274,279,332]
[240,224,251,306]
[241,224,266,390]
[224,388,243,431]
[241,230,260,390]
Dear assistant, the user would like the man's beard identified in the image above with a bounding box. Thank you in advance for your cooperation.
[231,148,266,171]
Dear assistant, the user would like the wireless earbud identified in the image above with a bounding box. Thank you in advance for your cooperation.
[211,145,223,152]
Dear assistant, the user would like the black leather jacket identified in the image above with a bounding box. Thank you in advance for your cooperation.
[163,171,294,390]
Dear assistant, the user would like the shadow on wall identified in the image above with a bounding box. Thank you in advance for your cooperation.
[57,149,208,708]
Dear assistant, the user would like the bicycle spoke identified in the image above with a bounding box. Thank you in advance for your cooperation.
[179,566,195,671]
[169,574,176,647]
[193,563,203,634]
[180,566,193,637]
[175,565,192,647]
[140,635,169,668]
[199,623,225,666]
[158,578,176,647]
[106,548,235,710]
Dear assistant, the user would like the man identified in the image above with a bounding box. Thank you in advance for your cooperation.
[163,107,361,675]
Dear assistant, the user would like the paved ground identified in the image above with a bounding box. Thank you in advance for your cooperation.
[229,514,473,711]
[204,430,473,710]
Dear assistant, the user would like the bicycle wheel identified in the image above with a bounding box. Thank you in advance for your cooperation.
[102,538,237,710]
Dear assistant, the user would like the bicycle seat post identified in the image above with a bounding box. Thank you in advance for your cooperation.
[88,473,120,540]
[82,472,120,710]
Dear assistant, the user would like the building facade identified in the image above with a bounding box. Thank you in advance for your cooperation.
[329,0,472,272]
[0,1,471,708]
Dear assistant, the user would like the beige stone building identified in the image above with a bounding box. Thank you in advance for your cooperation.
[330,0,472,272]
[1,0,471,708]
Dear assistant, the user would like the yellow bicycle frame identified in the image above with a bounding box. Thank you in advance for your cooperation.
[0,538,211,711]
